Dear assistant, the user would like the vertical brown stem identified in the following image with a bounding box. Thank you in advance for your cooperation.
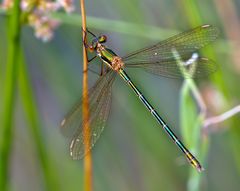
[80,0,93,191]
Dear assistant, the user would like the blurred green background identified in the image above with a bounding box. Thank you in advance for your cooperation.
[1,0,240,190]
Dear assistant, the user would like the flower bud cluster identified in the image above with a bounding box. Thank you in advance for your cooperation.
[1,0,75,41]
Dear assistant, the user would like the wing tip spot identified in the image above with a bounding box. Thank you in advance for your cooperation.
[70,140,74,149]
[201,57,209,61]
[202,24,210,28]
[60,118,66,127]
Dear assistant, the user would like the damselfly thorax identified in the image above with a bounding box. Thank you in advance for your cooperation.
[97,45,124,71]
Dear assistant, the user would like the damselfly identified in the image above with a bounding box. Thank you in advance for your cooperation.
[61,25,219,172]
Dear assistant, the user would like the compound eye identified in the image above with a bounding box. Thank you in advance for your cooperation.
[98,35,107,43]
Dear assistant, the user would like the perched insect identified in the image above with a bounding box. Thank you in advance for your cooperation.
[61,25,219,172]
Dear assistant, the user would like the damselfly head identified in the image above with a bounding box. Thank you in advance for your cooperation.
[98,35,107,43]
[90,35,107,50]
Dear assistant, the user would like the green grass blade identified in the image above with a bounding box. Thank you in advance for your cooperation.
[180,80,205,191]
[18,50,60,191]
[51,13,178,40]
[0,0,21,189]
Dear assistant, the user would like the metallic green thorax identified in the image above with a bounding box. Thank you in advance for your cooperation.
[98,47,117,66]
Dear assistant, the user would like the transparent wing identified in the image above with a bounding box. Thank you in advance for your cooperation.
[60,70,116,159]
[126,56,218,78]
[123,25,219,78]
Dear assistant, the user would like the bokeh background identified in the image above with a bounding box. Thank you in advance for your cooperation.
[1,0,240,190]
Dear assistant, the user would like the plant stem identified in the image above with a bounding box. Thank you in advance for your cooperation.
[80,0,93,191]
[0,0,21,189]
[18,50,59,191]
